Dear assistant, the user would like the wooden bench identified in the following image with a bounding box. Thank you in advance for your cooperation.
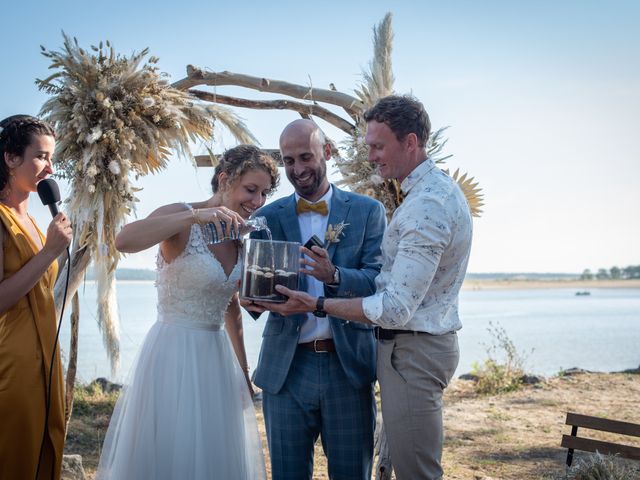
[561,412,640,466]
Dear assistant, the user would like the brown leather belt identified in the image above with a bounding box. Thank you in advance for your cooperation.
[298,339,336,353]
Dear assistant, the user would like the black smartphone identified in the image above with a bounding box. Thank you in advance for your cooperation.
[304,235,325,251]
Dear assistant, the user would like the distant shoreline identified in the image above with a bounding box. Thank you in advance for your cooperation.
[113,279,155,284]
[462,278,640,291]
[108,277,640,291]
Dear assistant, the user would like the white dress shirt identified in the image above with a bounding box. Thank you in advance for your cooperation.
[296,186,334,343]
[361,158,473,334]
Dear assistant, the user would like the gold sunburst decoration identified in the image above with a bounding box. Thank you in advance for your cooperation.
[447,169,484,217]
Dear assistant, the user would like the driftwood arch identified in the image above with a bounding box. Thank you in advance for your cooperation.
[43,13,482,478]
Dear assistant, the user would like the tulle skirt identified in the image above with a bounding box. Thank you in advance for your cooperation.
[96,319,266,479]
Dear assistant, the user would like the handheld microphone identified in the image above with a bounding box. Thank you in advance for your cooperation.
[37,178,61,217]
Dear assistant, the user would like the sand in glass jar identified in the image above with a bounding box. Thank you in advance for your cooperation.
[241,239,300,303]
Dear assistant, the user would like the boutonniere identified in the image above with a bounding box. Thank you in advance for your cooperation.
[325,221,349,245]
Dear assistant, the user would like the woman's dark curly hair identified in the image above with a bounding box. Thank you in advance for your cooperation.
[0,115,56,192]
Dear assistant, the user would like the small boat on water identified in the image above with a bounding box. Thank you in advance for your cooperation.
[575,291,591,296]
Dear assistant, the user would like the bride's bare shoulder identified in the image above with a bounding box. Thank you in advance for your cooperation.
[148,202,192,219]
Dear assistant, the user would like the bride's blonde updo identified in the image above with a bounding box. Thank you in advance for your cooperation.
[211,145,279,195]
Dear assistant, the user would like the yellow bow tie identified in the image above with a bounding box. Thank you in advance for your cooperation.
[296,198,328,216]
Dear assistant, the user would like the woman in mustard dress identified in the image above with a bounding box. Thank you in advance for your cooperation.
[0,115,72,480]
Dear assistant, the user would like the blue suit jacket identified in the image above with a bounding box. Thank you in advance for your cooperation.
[251,186,386,394]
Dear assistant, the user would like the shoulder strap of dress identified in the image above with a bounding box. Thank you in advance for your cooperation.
[0,203,39,255]
[0,203,20,236]
[157,203,206,267]
[182,203,206,256]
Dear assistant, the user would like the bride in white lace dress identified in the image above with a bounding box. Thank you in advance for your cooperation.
[96,145,279,479]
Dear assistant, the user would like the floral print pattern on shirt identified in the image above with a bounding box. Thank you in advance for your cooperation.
[362,158,473,333]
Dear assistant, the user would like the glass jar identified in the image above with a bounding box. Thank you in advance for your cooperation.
[240,238,300,303]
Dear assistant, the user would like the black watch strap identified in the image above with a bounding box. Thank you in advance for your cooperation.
[313,296,327,317]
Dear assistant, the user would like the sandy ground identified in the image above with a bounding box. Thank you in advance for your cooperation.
[70,372,640,479]
[462,279,640,291]
[441,372,640,479]
[296,372,640,480]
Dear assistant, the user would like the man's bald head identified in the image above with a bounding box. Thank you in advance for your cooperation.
[280,119,327,150]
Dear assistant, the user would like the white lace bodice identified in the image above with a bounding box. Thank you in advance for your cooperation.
[155,223,241,328]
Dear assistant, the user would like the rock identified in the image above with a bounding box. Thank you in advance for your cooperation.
[61,454,86,480]
[558,367,594,376]
[520,374,542,384]
[458,373,479,381]
[94,377,122,393]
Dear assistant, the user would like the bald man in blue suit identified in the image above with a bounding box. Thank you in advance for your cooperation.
[249,119,386,480]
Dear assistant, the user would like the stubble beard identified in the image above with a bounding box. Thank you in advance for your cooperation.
[292,165,327,199]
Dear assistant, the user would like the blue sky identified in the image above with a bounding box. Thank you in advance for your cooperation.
[2,0,639,273]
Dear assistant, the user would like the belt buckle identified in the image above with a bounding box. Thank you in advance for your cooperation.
[314,339,329,353]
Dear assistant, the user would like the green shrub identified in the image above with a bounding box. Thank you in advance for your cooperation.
[471,321,532,395]
[72,381,119,416]
[471,359,522,394]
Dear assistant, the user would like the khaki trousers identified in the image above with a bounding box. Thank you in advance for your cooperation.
[377,332,459,480]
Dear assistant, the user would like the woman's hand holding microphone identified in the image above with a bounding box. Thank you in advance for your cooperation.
[43,213,72,260]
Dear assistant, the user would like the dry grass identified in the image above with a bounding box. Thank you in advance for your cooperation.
[554,452,640,479]
[64,383,118,473]
[442,373,640,479]
[67,373,640,479]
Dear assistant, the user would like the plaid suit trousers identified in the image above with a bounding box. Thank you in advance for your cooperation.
[262,347,375,480]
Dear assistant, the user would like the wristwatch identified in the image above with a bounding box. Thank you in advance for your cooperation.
[313,296,327,317]
[330,266,340,285]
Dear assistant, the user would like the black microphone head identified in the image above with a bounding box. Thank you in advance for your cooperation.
[37,178,61,217]
[37,178,61,206]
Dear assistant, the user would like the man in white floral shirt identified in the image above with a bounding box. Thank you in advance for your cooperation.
[259,96,473,480]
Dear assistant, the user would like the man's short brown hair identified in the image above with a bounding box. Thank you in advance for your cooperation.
[363,95,431,148]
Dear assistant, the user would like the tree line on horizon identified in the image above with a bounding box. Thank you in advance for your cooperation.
[580,265,640,280]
